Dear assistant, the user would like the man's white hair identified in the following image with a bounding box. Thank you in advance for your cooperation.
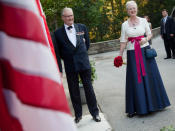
[126,0,137,10]
[61,7,73,16]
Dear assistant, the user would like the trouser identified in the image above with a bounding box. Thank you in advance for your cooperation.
[172,37,175,56]
[163,34,175,57]
[66,69,99,118]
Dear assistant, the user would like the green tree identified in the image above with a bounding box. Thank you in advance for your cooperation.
[73,0,104,42]
[41,0,175,42]
[136,0,175,28]
[40,0,74,31]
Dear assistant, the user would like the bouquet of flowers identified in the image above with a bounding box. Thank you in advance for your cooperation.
[114,56,123,68]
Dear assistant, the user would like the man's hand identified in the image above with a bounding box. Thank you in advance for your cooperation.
[60,72,63,77]
[161,35,164,39]
[59,72,63,82]
[170,34,174,37]
[83,38,86,43]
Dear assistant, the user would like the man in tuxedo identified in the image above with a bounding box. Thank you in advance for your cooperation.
[160,9,175,59]
[53,7,101,123]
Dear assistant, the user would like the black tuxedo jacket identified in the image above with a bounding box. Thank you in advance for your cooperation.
[160,16,174,39]
[54,23,91,73]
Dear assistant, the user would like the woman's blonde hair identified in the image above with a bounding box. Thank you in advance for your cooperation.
[126,0,137,10]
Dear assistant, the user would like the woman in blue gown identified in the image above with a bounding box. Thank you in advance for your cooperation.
[114,0,170,117]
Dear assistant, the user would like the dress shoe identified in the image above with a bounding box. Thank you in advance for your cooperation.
[164,57,171,59]
[127,113,135,118]
[93,115,101,122]
[74,116,82,123]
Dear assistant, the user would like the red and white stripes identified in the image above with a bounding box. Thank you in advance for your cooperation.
[0,0,77,130]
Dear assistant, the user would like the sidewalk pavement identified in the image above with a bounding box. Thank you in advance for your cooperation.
[63,36,175,131]
[62,73,112,131]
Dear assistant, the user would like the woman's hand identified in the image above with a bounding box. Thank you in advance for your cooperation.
[140,37,148,45]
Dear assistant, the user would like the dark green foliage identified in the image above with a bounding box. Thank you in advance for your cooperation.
[73,0,104,42]
[40,0,175,42]
[90,60,97,83]
[160,125,175,131]
[79,60,97,84]
[136,0,175,28]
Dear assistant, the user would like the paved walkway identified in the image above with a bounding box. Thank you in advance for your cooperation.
[63,36,175,131]
[76,113,112,131]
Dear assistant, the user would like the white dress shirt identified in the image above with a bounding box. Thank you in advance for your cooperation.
[163,16,168,33]
[64,24,77,47]
[163,16,168,23]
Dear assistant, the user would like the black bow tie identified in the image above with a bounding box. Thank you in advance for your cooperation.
[67,26,73,30]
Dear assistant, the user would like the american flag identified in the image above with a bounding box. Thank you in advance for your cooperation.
[0,0,77,130]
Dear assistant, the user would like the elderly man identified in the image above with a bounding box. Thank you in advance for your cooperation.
[53,7,101,123]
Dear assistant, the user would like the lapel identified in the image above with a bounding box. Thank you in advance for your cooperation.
[74,24,81,48]
[161,18,164,27]
[164,16,169,26]
[61,26,76,49]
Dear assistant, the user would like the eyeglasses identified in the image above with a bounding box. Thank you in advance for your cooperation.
[62,15,73,18]
[128,7,136,11]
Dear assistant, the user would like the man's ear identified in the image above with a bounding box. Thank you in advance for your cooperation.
[61,16,64,21]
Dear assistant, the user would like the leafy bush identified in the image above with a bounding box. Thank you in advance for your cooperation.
[79,60,97,84]
[160,125,175,131]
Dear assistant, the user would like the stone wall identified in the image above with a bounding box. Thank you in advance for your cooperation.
[88,39,120,55]
[88,27,160,55]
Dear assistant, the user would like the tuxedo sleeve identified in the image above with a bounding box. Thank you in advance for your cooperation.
[83,25,90,50]
[51,32,63,73]
[170,17,175,34]
[173,19,175,34]
[160,19,163,35]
